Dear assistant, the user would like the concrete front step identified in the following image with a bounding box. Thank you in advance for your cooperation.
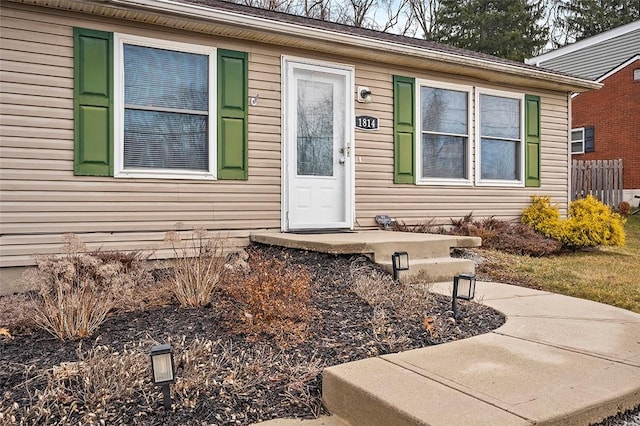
[377,257,474,283]
[250,230,481,282]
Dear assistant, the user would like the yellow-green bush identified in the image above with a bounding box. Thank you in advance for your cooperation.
[521,195,566,241]
[521,195,625,248]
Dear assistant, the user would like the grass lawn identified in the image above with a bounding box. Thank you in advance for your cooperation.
[478,214,640,314]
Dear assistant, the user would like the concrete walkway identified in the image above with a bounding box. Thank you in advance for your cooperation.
[259,281,640,426]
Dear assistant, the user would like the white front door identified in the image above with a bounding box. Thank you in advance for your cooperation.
[283,58,354,231]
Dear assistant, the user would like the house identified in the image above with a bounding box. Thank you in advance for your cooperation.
[527,21,640,207]
[0,0,598,291]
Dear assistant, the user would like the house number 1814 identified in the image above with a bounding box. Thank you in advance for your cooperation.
[355,115,379,131]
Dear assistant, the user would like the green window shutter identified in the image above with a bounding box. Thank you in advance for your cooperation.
[217,49,248,180]
[74,28,113,176]
[524,94,541,187]
[393,75,416,184]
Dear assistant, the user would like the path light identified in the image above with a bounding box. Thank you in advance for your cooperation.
[452,274,476,319]
[150,343,175,410]
[392,251,409,281]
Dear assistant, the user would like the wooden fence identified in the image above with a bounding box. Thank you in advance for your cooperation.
[571,159,623,207]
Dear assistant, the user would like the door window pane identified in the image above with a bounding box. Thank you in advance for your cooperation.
[297,80,334,176]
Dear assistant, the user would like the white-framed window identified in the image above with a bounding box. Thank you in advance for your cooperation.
[114,34,216,179]
[571,127,585,154]
[476,89,524,186]
[416,80,472,185]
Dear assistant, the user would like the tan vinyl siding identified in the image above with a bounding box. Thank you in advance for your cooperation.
[1,2,571,268]
[0,3,282,266]
[352,66,570,228]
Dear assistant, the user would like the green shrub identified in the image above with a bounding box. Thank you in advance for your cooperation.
[521,195,626,248]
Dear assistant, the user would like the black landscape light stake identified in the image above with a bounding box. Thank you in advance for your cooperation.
[150,343,175,410]
[391,251,410,281]
[452,273,476,319]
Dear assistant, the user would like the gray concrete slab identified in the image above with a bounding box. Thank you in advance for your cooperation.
[323,357,530,426]
[430,281,640,365]
[254,416,347,426]
[384,333,640,425]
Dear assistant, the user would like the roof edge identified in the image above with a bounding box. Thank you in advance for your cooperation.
[10,0,601,92]
[107,0,601,91]
[526,20,640,66]
[595,54,640,82]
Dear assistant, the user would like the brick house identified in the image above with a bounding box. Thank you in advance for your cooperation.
[527,22,640,207]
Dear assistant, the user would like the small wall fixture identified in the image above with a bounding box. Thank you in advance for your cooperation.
[150,343,175,410]
[452,273,476,318]
[357,86,372,103]
[392,251,409,281]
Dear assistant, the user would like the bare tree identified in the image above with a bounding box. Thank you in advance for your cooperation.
[406,0,441,39]
[378,0,413,34]
[232,0,298,13]
[303,0,333,19]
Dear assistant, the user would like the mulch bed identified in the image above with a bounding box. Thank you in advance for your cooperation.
[1,245,506,425]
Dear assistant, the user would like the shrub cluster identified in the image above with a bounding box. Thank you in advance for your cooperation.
[224,248,312,340]
[24,234,150,340]
[522,195,626,248]
[447,214,562,256]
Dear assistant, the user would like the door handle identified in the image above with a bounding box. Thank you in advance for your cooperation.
[338,156,346,165]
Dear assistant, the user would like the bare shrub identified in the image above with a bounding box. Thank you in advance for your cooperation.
[447,213,561,256]
[392,218,447,234]
[165,227,226,308]
[3,342,152,424]
[484,223,562,256]
[350,257,434,318]
[0,293,37,335]
[25,235,149,340]
[349,258,438,352]
[224,248,312,342]
[170,337,325,416]
[619,201,632,217]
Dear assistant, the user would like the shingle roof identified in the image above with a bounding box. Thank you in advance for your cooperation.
[177,0,566,77]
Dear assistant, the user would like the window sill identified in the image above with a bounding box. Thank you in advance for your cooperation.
[115,170,216,180]
[475,179,524,188]
[416,178,473,186]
